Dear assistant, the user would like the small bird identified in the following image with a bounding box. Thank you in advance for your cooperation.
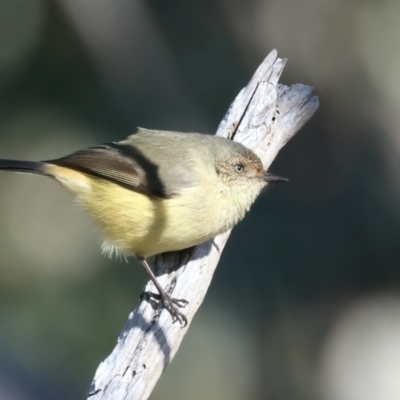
[0,128,286,325]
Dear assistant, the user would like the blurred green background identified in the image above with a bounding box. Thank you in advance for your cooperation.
[1,1,400,399]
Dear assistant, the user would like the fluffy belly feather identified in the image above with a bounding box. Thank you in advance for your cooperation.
[79,181,231,258]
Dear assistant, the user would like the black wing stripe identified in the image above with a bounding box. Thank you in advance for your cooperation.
[45,143,169,198]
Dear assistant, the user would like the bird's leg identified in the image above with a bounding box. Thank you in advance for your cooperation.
[137,256,188,327]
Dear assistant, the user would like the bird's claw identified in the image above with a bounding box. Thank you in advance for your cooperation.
[140,291,188,327]
[162,297,188,327]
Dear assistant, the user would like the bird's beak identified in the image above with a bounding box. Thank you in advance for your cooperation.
[262,172,288,182]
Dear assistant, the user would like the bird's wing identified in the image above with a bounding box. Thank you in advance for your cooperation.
[45,142,171,198]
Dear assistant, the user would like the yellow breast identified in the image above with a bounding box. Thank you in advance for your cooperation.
[78,180,233,258]
[50,163,263,259]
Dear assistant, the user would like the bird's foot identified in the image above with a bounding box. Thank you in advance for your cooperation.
[140,291,189,327]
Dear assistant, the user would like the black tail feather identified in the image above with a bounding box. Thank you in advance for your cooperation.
[0,160,47,176]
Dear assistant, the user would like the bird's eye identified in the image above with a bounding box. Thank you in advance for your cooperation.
[235,164,244,173]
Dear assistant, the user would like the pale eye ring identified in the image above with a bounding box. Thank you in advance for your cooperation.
[235,164,244,173]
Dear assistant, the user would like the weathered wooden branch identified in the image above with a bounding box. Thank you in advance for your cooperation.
[87,50,319,400]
